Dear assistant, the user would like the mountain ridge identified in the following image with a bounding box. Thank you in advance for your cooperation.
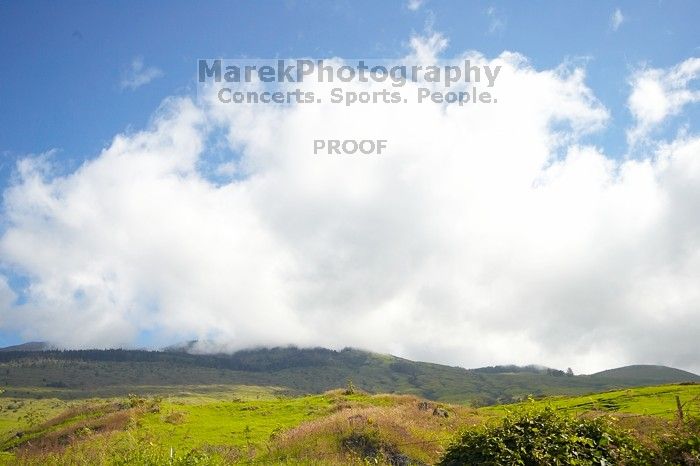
[0,343,697,404]
[0,341,52,352]
[591,364,700,381]
[3,341,697,379]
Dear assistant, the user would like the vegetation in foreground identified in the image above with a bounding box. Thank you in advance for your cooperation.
[0,383,698,465]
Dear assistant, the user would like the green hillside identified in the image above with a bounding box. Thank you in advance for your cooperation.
[592,364,700,382]
[484,383,700,418]
[1,383,698,465]
[0,346,697,405]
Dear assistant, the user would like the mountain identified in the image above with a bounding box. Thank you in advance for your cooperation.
[591,364,700,383]
[470,364,553,375]
[0,341,51,352]
[161,340,199,353]
[0,345,697,405]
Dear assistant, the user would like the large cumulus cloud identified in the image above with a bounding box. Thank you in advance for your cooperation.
[1,33,699,374]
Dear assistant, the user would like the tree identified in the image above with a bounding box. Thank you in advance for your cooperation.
[566,367,574,376]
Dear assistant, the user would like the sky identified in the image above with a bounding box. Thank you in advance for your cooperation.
[0,1,699,374]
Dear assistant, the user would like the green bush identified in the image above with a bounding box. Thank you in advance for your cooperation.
[439,407,648,465]
[653,417,700,465]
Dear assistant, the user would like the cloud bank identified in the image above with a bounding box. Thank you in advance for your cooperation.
[1,34,700,374]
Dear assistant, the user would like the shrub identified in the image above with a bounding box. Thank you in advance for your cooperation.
[344,379,357,395]
[341,429,411,465]
[439,407,648,465]
[652,417,700,465]
[164,410,187,424]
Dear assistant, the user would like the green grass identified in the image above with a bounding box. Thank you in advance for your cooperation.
[482,383,700,419]
[0,383,291,401]
[139,395,331,450]
[0,383,698,464]
[138,390,404,452]
[0,397,69,435]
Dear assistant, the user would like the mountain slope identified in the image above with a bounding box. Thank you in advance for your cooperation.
[0,341,50,352]
[591,364,700,382]
[0,346,697,404]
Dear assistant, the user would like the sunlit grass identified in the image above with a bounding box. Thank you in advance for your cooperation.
[0,383,698,464]
[481,383,700,419]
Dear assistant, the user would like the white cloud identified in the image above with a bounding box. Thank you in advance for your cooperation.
[406,0,424,11]
[610,8,624,31]
[408,32,448,62]
[0,277,16,328]
[1,36,700,374]
[627,57,700,145]
[214,161,237,177]
[120,56,163,90]
[486,7,506,35]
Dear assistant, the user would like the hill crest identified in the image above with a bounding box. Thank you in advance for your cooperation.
[592,364,700,381]
[0,343,698,404]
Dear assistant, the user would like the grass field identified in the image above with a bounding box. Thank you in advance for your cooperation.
[0,383,698,464]
[484,383,700,419]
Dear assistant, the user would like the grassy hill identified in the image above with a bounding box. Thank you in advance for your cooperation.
[591,364,700,382]
[0,346,697,405]
[1,383,698,465]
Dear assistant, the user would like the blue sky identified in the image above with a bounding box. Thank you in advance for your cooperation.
[1,0,698,171]
[0,2,699,371]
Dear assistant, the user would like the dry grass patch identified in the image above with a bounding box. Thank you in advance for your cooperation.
[266,396,482,465]
[4,397,160,459]
[164,410,187,425]
[15,409,134,456]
